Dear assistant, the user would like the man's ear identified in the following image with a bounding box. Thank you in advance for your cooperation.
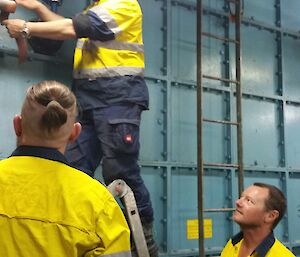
[13,115,22,137]
[265,210,279,225]
[68,122,81,143]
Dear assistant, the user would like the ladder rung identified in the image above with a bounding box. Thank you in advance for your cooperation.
[203,74,239,84]
[203,118,238,125]
[202,32,239,44]
[204,163,239,168]
[204,208,235,212]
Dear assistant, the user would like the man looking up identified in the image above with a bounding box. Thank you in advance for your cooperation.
[221,182,295,257]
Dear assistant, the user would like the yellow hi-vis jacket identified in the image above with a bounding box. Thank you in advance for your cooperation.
[0,146,131,257]
[73,0,145,80]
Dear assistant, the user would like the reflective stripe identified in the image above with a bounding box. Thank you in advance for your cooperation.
[97,251,132,257]
[77,40,144,52]
[90,5,122,35]
[76,39,144,52]
[73,66,144,79]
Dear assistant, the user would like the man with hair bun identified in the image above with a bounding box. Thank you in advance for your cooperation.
[3,0,158,254]
[0,80,131,257]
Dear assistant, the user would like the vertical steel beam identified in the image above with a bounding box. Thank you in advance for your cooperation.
[196,0,205,256]
[162,0,172,254]
[275,0,285,168]
[275,0,289,244]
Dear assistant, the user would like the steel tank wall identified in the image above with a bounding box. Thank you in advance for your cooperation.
[1,0,300,256]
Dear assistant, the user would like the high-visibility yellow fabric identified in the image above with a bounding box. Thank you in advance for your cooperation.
[0,153,131,257]
[221,237,295,257]
[73,0,144,79]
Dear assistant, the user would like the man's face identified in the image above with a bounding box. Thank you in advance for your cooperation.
[233,185,270,228]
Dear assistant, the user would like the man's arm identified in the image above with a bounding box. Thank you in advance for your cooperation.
[2,18,76,40]
[94,196,131,256]
[15,0,64,21]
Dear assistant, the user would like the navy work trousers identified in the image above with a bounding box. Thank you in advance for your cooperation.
[65,104,154,222]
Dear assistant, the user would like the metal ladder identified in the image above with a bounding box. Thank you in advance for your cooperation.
[197,0,244,256]
[107,179,150,257]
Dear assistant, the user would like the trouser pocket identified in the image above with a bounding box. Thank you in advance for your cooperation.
[108,118,140,155]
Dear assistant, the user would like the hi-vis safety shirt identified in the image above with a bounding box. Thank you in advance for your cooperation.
[221,231,295,257]
[73,0,144,80]
[0,146,131,257]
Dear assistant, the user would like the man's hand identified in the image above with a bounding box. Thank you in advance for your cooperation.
[2,19,24,38]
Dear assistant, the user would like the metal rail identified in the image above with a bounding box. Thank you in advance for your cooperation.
[202,32,239,44]
[235,0,244,196]
[107,180,150,257]
[203,118,238,125]
[202,74,239,84]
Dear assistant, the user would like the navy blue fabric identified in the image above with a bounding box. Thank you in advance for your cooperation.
[72,76,149,111]
[11,146,68,165]
[231,231,276,257]
[69,2,152,222]
[72,12,115,41]
[65,104,154,221]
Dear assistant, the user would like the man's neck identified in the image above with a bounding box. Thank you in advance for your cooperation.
[238,228,272,257]
[18,137,66,154]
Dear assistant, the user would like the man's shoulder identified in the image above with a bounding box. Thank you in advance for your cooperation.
[269,239,295,257]
[220,239,237,257]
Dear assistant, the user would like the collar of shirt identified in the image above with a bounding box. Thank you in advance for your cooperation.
[11,145,68,165]
[231,231,275,257]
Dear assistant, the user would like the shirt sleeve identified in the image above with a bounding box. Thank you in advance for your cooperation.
[91,195,131,257]
[72,11,115,41]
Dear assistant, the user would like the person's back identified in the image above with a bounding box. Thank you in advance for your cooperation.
[0,80,131,257]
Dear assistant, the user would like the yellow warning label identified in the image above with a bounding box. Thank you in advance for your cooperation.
[187,219,212,239]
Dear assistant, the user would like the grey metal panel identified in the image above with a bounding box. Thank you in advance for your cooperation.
[202,90,228,164]
[170,85,196,163]
[170,4,196,82]
[141,167,165,252]
[170,86,228,164]
[202,15,226,81]
[203,0,225,12]
[281,0,300,30]
[169,168,231,253]
[140,0,165,76]
[243,0,275,25]
[285,103,300,168]
[170,168,198,252]
[140,79,166,161]
[283,37,300,101]
[203,169,233,250]
[241,26,277,96]
[242,98,280,167]
[287,172,300,244]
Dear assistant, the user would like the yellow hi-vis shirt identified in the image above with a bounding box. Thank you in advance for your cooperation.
[73,0,145,79]
[0,146,131,257]
[221,231,295,257]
